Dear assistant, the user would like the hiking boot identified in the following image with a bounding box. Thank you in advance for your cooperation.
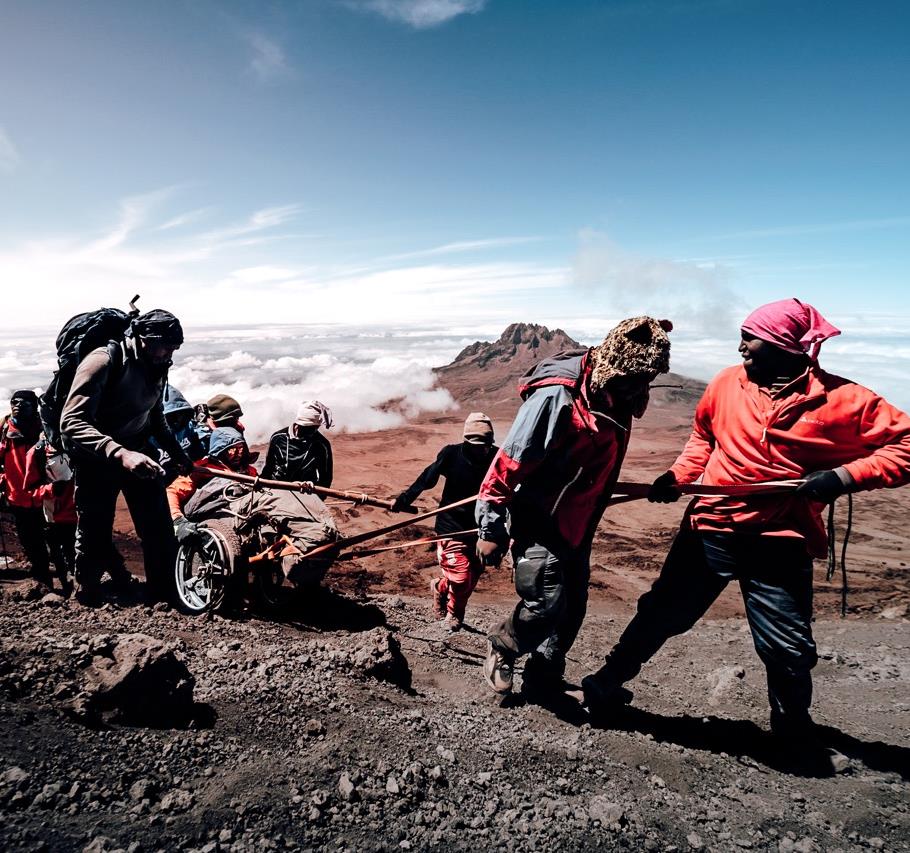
[430,578,448,621]
[769,712,847,773]
[581,668,633,720]
[483,641,514,694]
[74,582,104,608]
[442,613,463,633]
[521,654,567,700]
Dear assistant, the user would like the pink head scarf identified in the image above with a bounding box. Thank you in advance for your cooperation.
[741,298,841,361]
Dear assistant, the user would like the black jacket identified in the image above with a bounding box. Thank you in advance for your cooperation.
[262,427,333,487]
[399,443,498,537]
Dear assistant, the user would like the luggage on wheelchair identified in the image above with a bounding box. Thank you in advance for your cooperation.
[175,477,340,614]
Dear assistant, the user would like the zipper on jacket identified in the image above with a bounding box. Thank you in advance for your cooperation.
[551,466,584,515]
[761,427,768,445]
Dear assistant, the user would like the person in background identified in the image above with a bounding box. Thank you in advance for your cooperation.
[156,384,206,482]
[0,390,53,587]
[392,413,498,632]
[262,400,333,487]
[24,437,76,596]
[196,394,245,455]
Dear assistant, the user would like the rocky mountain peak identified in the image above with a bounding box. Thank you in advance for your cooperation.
[447,323,582,369]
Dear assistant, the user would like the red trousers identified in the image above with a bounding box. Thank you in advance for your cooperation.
[436,537,483,620]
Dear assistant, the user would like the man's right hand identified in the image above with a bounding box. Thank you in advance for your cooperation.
[391,493,412,513]
[115,449,166,480]
[648,471,681,503]
[476,538,505,567]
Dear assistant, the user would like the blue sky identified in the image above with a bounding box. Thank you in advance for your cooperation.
[0,0,908,348]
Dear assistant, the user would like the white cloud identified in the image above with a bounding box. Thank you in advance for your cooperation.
[0,127,21,173]
[571,229,744,337]
[200,204,302,246]
[168,343,458,442]
[156,208,214,231]
[247,33,290,82]
[345,0,487,28]
[375,236,542,264]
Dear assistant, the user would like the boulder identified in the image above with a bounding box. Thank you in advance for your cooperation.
[707,665,746,706]
[66,633,196,727]
[347,629,412,689]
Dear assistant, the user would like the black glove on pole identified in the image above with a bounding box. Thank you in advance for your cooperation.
[795,470,848,503]
[648,471,681,503]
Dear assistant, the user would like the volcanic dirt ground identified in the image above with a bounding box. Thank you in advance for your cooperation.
[1,324,908,853]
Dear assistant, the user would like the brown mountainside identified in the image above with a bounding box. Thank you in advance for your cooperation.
[435,322,706,415]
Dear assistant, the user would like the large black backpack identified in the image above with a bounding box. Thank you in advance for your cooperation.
[39,296,141,449]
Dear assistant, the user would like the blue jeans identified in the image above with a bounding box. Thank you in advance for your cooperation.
[604,529,817,727]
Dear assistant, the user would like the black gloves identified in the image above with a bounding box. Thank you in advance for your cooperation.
[391,493,412,513]
[648,471,681,503]
[174,516,201,545]
[795,470,849,503]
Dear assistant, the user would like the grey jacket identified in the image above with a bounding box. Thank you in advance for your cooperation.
[60,339,179,461]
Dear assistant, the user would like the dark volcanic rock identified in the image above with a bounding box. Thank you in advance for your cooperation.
[66,633,196,727]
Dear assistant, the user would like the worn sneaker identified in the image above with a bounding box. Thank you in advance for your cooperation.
[429,577,448,621]
[581,669,633,719]
[442,613,463,633]
[483,641,514,694]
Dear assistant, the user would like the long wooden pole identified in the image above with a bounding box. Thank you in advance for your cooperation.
[192,465,417,513]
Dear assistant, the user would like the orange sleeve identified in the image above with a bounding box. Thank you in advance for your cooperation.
[841,391,910,490]
[167,474,196,520]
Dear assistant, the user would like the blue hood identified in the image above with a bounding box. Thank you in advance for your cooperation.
[163,384,193,416]
[208,427,246,459]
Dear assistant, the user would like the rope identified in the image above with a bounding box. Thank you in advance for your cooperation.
[826,494,853,618]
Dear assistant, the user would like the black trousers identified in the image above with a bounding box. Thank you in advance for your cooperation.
[603,529,817,726]
[73,457,177,601]
[489,536,592,673]
[10,506,51,582]
[47,522,76,585]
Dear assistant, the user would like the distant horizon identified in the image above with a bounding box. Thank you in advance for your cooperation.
[3,319,909,439]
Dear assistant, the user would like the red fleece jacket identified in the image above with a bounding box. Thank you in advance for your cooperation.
[670,365,910,556]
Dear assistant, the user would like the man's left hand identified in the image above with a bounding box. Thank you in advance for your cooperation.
[795,470,849,503]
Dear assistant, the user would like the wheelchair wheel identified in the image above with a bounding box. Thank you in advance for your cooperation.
[174,520,241,614]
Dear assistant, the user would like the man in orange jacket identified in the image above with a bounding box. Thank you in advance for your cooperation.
[582,299,910,750]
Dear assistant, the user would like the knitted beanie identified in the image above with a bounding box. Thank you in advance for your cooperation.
[590,317,673,393]
[207,394,243,424]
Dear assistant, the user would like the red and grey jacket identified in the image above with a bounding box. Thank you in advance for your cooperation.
[0,419,41,509]
[476,350,631,549]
